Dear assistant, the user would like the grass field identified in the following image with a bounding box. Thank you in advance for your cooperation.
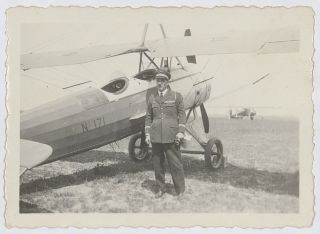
[20,117,299,213]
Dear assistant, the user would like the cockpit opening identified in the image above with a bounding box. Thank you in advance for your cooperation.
[101,77,129,95]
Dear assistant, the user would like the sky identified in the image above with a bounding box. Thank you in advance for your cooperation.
[20,7,314,117]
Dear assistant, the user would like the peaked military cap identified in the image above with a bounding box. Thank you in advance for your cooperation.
[155,69,171,80]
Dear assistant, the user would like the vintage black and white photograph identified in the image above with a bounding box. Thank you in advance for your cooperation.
[5,6,314,227]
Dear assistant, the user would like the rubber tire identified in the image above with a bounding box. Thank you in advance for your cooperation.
[128,133,150,162]
[204,137,224,170]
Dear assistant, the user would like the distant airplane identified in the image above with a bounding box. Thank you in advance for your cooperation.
[229,107,256,120]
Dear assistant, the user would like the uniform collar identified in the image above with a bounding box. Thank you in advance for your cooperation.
[154,88,173,104]
[158,88,168,97]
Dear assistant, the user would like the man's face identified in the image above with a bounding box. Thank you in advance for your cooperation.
[156,78,169,92]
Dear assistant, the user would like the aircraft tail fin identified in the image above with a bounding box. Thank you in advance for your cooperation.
[184,29,197,64]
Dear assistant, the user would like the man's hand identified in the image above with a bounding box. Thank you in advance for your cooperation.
[175,132,185,145]
[145,134,151,145]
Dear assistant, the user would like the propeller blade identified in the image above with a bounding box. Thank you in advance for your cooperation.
[200,104,210,133]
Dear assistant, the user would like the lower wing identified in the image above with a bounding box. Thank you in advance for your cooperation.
[20,139,53,176]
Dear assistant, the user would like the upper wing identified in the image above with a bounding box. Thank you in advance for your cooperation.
[146,28,299,58]
[20,139,53,176]
[21,27,299,70]
[21,42,146,70]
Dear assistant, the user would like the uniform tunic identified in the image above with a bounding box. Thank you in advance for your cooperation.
[145,89,186,142]
[145,89,187,194]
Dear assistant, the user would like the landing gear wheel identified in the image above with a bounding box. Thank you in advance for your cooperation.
[128,133,150,162]
[204,137,224,169]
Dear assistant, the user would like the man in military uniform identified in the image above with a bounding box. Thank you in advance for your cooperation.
[145,70,187,198]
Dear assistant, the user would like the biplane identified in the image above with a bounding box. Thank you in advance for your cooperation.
[20,24,299,176]
[228,107,257,120]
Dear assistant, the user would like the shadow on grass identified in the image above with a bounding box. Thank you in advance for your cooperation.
[183,158,299,197]
[141,179,176,196]
[20,150,299,197]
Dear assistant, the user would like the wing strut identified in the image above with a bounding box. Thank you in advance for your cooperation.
[139,52,143,72]
[139,24,149,72]
[143,52,159,69]
[159,24,184,70]
[140,24,149,47]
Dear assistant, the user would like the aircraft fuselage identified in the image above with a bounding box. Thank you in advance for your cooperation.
[21,67,212,164]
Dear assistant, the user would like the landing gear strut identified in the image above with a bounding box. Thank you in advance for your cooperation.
[183,106,225,170]
[183,128,225,170]
[128,131,225,170]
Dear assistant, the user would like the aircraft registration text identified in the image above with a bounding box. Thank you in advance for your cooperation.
[81,116,106,133]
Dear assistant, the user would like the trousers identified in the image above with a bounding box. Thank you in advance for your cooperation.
[151,142,185,195]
